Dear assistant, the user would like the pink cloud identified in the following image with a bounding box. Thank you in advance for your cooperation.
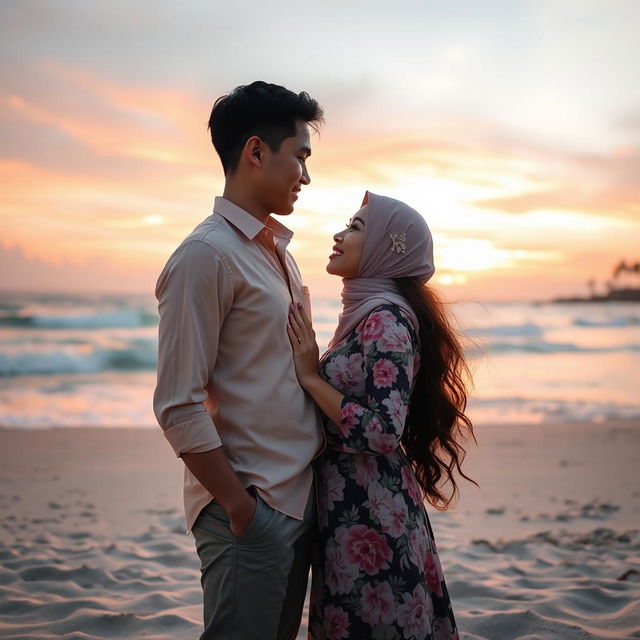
[0,243,156,293]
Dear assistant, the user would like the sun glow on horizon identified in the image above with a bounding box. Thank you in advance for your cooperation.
[436,239,559,273]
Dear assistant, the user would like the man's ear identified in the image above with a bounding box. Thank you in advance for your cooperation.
[244,136,263,168]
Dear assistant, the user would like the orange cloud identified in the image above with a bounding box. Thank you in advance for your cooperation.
[471,147,640,219]
[3,61,215,170]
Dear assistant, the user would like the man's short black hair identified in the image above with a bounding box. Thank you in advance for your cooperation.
[208,81,324,175]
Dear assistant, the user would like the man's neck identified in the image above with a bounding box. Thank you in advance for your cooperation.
[222,185,270,225]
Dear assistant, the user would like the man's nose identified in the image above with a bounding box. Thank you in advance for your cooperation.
[300,166,311,185]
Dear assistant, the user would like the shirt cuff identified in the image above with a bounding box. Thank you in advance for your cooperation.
[163,414,223,457]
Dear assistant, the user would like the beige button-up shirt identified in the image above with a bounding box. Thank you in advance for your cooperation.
[153,197,323,532]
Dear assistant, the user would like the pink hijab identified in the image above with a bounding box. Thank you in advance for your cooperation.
[328,191,435,349]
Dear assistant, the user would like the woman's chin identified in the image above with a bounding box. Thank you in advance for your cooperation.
[326,262,339,276]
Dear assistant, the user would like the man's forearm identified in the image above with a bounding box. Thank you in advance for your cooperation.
[181,447,255,534]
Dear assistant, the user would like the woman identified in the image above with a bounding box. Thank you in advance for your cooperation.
[287,192,475,640]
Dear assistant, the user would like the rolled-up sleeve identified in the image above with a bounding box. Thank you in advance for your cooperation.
[153,240,234,457]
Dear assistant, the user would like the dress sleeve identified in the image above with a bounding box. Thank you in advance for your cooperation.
[329,307,417,455]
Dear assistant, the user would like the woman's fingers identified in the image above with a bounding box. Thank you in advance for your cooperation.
[289,304,310,337]
[288,303,317,358]
[288,308,307,343]
[290,303,314,337]
[288,306,303,336]
[294,302,310,326]
[286,323,300,348]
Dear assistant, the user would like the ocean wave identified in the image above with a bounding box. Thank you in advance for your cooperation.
[467,322,543,338]
[573,316,640,328]
[485,341,640,354]
[0,339,157,376]
[468,396,640,424]
[2,337,638,376]
[488,341,582,353]
[0,309,158,329]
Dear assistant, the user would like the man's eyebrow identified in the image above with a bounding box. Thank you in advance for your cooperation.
[299,145,312,156]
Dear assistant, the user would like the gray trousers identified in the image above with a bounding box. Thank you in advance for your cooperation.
[192,487,316,640]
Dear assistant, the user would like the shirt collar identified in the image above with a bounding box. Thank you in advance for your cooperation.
[213,196,293,242]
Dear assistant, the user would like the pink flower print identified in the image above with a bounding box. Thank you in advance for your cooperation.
[323,461,345,512]
[336,524,393,575]
[345,351,364,382]
[323,603,350,640]
[360,581,396,627]
[325,353,363,394]
[366,481,394,522]
[361,311,387,343]
[378,493,409,538]
[355,456,378,488]
[372,358,399,388]
[364,415,398,453]
[364,415,383,435]
[397,584,433,639]
[382,389,407,430]
[325,543,359,595]
[340,401,364,436]
[366,431,398,454]
[377,309,399,328]
[377,316,411,352]
[423,551,445,597]
[401,465,423,506]
[324,355,348,388]
[408,521,429,570]
[432,617,459,640]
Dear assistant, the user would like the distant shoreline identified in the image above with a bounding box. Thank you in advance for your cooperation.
[551,287,640,303]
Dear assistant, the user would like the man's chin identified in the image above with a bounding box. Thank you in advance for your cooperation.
[271,204,295,216]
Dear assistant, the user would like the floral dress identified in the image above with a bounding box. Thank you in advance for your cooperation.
[309,305,458,640]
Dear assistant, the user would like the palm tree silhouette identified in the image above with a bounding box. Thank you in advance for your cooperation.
[611,260,640,289]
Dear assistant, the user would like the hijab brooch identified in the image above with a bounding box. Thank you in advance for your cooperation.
[389,232,407,254]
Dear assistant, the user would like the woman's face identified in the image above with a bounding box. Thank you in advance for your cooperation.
[326,213,365,278]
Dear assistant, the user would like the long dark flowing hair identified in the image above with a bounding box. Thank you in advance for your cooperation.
[396,277,477,510]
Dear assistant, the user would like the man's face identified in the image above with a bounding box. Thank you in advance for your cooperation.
[259,120,311,215]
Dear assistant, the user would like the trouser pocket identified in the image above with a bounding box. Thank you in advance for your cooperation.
[194,489,266,542]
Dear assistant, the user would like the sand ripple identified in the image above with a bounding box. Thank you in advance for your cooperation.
[3,516,639,639]
[0,509,202,640]
[451,528,640,640]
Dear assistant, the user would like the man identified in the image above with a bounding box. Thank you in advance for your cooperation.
[153,81,324,640]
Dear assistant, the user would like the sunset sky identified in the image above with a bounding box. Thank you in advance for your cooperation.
[1,0,638,300]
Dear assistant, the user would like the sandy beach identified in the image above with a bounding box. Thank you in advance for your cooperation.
[1,421,639,640]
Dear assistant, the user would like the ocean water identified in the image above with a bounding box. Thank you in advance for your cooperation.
[0,291,638,429]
